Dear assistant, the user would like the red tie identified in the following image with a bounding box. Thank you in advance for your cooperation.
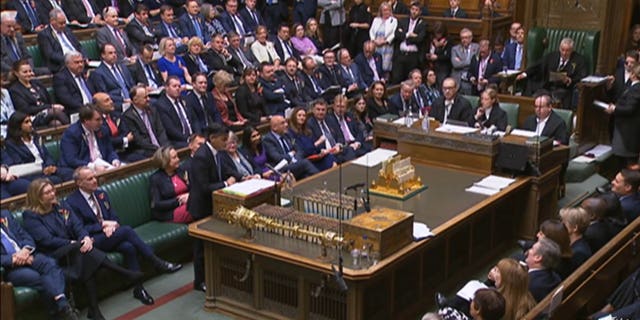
[105,115,118,136]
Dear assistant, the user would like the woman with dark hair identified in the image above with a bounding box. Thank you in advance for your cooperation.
[366,81,391,119]
[287,107,336,172]
[8,60,68,128]
[22,179,142,320]
[4,111,73,184]
[235,68,268,126]
[240,126,274,179]
[426,21,453,86]
[424,68,442,107]
[351,95,374,143]
[149,146,193,223]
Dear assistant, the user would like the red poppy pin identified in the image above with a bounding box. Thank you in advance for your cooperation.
[1,217,7,229]
[489,59,494,64]
[98,193,105,200]
[346,117,351,122]
[60,208,70,222]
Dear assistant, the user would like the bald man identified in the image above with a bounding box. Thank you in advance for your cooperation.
[94,92,145,163]
[262,115,319,180]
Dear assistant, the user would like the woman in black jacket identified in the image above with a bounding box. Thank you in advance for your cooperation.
[149,146,193,223]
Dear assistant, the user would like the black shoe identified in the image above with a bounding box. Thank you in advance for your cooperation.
[435,292,448,309]
[56,306,78,320]
[87,307,105,320]
[194,282,206,292]
[156,260,183,274]
[133,286,155,305]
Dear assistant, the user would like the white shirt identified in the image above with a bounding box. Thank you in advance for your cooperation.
[535,115,550,136]
[23,138,43,164]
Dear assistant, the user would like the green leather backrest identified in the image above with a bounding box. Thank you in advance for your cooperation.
[46,87,56,104]
[44,140,60,163]
[553,109,573,134]
[101,170,154,228]
[461,94,479,108]
[26,45,44,68]
[527,27,600,74]
[499,102,519,129]
[80,39,99,61]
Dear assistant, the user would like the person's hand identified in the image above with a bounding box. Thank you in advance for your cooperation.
[95,165,108,173]
[475,107,485,119]
[112,160,121,167]
[563,75,572,86]
[177,193,189,205]
[52,104,65,112]
[350,142,361,150]
[315,135,326,146]
[80,237,93,253]
[604,104,615,114]
[428,53,437,61]
[226,176,236,186]
[126,132,134,142]
[34,25,46,32]
[516,73,527,81]
[263,170,274,179]
[407,32,416,38]
[348,83,358,92]
[606,75,615,89]
[43,166,57,175]
[104,226,114,238]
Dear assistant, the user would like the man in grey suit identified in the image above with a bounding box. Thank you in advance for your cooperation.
[318,0,346,48]
[1,12,49,75]
[451,28,479,95]
[227,31,256,71]
[96,7,138,64]
[122,85,169,158]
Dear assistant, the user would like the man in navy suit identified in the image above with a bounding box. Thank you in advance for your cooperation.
[89,43,136,110]
[330,95,372,156]
[93,92,144,163]
[219,0,248,38]
[307,100,356,164]
[8,0,46,34]
[337,48,367,97]
[125,4,157,53]
[67,167,182,305]
[607,51,638,103]
[354,41,384,88]
[259,63,290,115]
[442,0,468,18]
[187,124,237,292]
[154,5,189,53]
[392,2,428,84]
[525,238,562,302]
[318,50,344,92]
[63,0,103,25]
[431,77,474,125]
[122,85,170,158]
[53,51,94,116]
[262,115,319,179]
[389,80,419,116]
[293,0,317,24]
[128,45,163,90]
[502,26,526,70]
[1,210,77,319]
[280,57,307,108]
[184,73,222,134]
[239,0,264,34]
[1,12,49,75]
[301,57,327,101]
[611,169,640,224]
[468,39,504,95]
[521,92,569,145]
[60,106,121,172]
[154,76,195,148]
[178,0,207,42]
[37,8,86,73]
[272,25,300,62]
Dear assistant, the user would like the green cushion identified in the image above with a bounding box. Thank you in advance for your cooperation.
[527,27,600,74]
[566,161,597,183]
[100,171,153,228]
[553,109,573,134]
[43,140,60,163]
[134,221,189,252]
[25,45,44,69]
[499,102,519,129]
[461,94,479,108]
[80,39,99,61]
[45,87,56,104]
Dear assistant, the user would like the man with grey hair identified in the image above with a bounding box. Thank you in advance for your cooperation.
[337,48,367,96]
[525,237,562,302]
[451,28,479,95]
[1,11,48,75]
[389,80,419,116]
[37,8,86,72]
[97,7,138,63]
[517,37,587,108]
[53,51,94,116]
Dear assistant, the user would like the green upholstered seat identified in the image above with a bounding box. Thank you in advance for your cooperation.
[461,94,479,108]
[101,171,153,228]
[25,45,44,69]
[46,87,56,104]
[498,102,519,129]
[553,109,573,134]
[43,140,60,163]
[527,27,600,74]
[80,39,99,61]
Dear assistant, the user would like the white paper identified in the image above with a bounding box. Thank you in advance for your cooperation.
[413,222,434,241]
[8,163,41,177]
[586,144,612,158]
[510,129,537,138]
[222,179,275,197]
[435,124,479,134]
[392,117,418,126]
[465,185,499,196]
[581,75,608,83]
[571,155,596,163]
[93,158,115,170]
[474,175,516,190]
[456,280,488,301]
[352,148,398,167]
[87,61,101,68]
[593,100,609,109]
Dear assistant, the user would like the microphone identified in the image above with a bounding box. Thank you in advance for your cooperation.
[331,264,348,292]
[504,125,513,136]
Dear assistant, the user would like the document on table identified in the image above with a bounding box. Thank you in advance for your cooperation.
[392,117,418,126]
[352,148,397,167]
[456,280,488,301]
[465,185,500,196]
[222,179,275,197]
[435,124,479,134]
[413,222,435,241]
[465,175,516,196]
[585,144,612,158]
[510,129,537,138]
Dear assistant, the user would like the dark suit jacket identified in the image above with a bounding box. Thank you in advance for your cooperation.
[259,77,289,115]
[584,220,613,253]
[301,72,325,101]
[612,82,640,154]
[53,68,93,115]
[272,36,300,62]
[187,143,235,219]
[471,104,508,130]
[4,135,56,168]
[621,193,640,223]
[431,95,473,125]
[228,46,257,70]
[391,1,409,15]
[36,25,85,72]
[60,122,119,168]
[128,59,163,88]
[469,52,504,93]
[442,7,468,18]
[280,72,307,108]
[125,18,157,52]
[388,93,419,115]
[205,50,239,76]
[8,80,52,116]
[8,0,43,33]
[66,189,120,236]
[1,34,30,73]
[88,62,135,108]
[183,52,211,77]
[338,63,367,91]
[525,51,587,91]
[235,84,266,125]
[96,26,137,61]
[122,106,169,157]
[394,16,428,59]
[570,238,592,271]
[317,64,343,88]
[262,131,304,165]
[522,111,569,145]
[327,111,369,148]
[219,11,246,35]
[22,204,90,254]
[354,52,383,88]
[1,210,36,268]
[62,0,100,24]
[153,21,184,41]
[178,13,207,40]
[528,268,561,302]
[307,116,346,146]
[154,95,195,148]
[502,42,524,70]
[101,111,131,151]
[239,7,264,34]
[184,91,222,134]
[149,168,189,221]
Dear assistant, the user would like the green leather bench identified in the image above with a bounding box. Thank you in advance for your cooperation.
[3,170,192,319]
[527,27,600,74]
[80,39,99,61]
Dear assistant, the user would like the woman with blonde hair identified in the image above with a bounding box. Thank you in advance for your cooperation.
[305,18,324,51]
[489,258,537,319]
[369,2,397,78]
[149,146,193,223]
[212,70,247,131]
[157,37,192,85]
[559,207,593,273]
[471,87,507,130]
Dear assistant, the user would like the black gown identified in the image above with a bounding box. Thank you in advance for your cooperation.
[347,3,372,57]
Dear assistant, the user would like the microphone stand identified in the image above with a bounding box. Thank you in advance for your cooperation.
[333,163,348,291]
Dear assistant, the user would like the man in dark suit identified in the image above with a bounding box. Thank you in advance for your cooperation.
[178,0,207,42]
[207,33,241,77]
[8,0,46,34]
[227,31,257,71]
[301,57,326,101]
[97,7,138,63]
[502,26,526,70]
[93,92,144,162]
[517,37,588,108]
[389,0,409,15]
[128,45,163,90]
[391,2,428,84]
[125,4,157,52]
[36,8,86,73]
[293,0,316,24]
[89,43,136,110]
[525,238,562,302]
[187,124,237,292]
[317,50,344,101]
[280,57,307,108]
[53,51,94,116]
[122,85,170,158]
[259,63,290,115]
[185,73,222,133]
[62,0,103,25]
[388,80,419,116]
[442,0,468,18]
[67,167,181,306]
[581,197,614,253]
[1,12,48,75]
[604,63,640,168]
[330,95,372,156]
[430,77,473,125]
[263,115,319,179]
[610,169,640,224]
[219,0,248,38]
[1,210,77,320]
[240,0,265,32]
[154,76,195,148]
[521,92,569,145]
[60,106,121,171]
[354,41,384,88]
[154,5,189,53]
[272,25,300,62]
[307,100,356,163]
[607,51,638,103]
[469,39,504,95]
[337,48,367,97]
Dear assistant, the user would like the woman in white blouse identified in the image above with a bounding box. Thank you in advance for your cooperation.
[369,2,397,78]
[250,25,280,69]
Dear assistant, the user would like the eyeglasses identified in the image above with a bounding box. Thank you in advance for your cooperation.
[442,86,455,91]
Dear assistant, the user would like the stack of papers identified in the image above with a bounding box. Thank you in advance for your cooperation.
[222,179,274,197]
[456,280,488,301]
[413,222,434,241]
[510,129,537,138]
[581,75,608,83]
[465,175,516,196]
[435,124,479,134]
[352,148,397,167]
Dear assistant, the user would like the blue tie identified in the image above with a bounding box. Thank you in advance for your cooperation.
[1,230,17,255]
[77,75,92,102]
[111,65,130,99]
[21,0,39,29]
[515,44,522,70]
[6,38,20,61]
[192,16,203,39]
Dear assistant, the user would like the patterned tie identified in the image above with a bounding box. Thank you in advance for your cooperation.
[200,95,209,126]
[58,31,76,53]
[89,194,103,223]
[280,136,290,152]
[339,116,354,142]
[111,65,130,99]
[141,110,160,146]
[144,63,158,87]
[309,74,321,93]
[515,44,522,70]
[87,131,98,161]
[175,99,192,136]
